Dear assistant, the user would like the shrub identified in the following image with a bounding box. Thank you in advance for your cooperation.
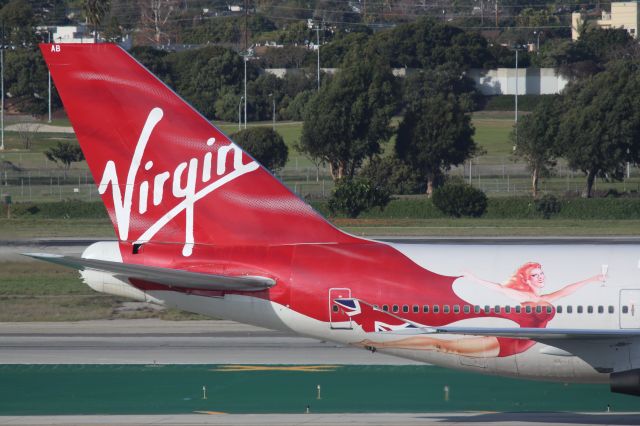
[432,182,487,218]
[360,156,426,195]
[230,127,288,173]
[535,194,561,219]
[328,178,391,218]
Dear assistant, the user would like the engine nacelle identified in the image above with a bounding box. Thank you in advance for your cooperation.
[80,241,162,304]
[611,369,640,396]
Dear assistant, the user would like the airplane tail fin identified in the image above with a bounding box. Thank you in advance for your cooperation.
[40,43,355,258]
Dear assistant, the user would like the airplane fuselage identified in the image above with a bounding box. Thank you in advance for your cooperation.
[81,240,640,386]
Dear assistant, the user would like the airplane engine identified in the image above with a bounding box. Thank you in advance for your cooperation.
[610,369,640,396]
[80,241,160,304]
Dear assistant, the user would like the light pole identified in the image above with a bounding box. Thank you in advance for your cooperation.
[48,31,51,123]
[534,30,542,52]
[514,46,521,150]
[1,33,4,152]
[315,24,321,91]
[268,93,275,130]
[238,96,243,131]
[243,54,248,129]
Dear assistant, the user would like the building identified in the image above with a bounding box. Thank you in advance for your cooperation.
[572,1,640,40]
[51,25,95,43]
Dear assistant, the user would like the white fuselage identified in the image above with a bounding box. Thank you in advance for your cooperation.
[81,241,640,384]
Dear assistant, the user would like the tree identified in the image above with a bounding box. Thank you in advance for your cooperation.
[4,48,60,115]
[557,60,640,198]
[299,61,397,180]
[230,127,288,173]
[395,70,478,196]
[328,178,390,218]
[139,0,179,46]
[511,95,561,197]
[0,0,35,46]
[45,142,85,178]
[83,0,111,42]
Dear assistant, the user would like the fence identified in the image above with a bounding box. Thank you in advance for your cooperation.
[2,160,639,205]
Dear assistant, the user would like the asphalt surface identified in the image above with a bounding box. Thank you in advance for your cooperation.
[0,319,418,365]
[1,412,639,426]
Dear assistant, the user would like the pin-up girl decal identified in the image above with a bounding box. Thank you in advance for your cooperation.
[358,262,604,358]
[463,262,604,303]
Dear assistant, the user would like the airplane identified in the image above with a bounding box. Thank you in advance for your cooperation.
[29,43,640,397]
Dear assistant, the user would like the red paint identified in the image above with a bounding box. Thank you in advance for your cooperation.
[41,43,554,359]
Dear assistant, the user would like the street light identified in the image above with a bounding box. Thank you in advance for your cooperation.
[534,30,542,52]
[243,54,248,129]
[48,31,51,123]
[268,93,275,130]
[238,96,243,131]
[513,45,523,150]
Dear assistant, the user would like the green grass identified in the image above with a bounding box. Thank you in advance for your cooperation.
[0,261,92,295]
[0,260,209,321]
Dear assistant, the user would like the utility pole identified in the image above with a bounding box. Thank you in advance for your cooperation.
[495,0,498,27]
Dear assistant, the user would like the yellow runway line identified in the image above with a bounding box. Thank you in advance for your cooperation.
[212,365,338,372]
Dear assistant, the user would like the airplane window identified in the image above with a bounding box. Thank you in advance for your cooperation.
[525,306,532,314]
[332,304,339,312]
[494,305,501,314]
[433,305,440,314]
[402,305,409,313]
[546,306,552,314]
[463,305,470,314]
[443,305,450,314]
[505,306,511,314]
[413,305,419,313]
[453,305,460,314]
[535,306,542,314]
[474,305,481,314]
[587,306,593,314]
[577,306,583,314]
[557,305,563,314]
[373,305,379,309]
[567,306,573,314]
[392,305,399,313]
[609,306,615,314]
[515,306,521,314]
[484,305,490,314]
[598,306,604,314]
[382,305,389,312]
[623,306,629,314]
[423,305,429,313]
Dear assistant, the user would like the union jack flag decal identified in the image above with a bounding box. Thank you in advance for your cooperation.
[334,298,420,333]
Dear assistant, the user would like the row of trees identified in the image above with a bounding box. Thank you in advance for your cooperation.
[516,59,640,198]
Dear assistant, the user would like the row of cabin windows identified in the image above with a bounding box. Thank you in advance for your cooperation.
[366,304,627,315]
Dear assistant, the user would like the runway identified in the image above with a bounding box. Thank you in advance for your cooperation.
[0,319,418,365]
[1,412,640,426]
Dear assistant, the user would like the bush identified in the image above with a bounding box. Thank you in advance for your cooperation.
[535,194,561,219]
[9,201,107,219]
[360,156,426,195]
[230,127,288,172]
[432,182,487,218]
[328,178,391,218]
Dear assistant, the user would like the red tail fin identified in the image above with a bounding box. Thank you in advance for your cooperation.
[41,43,355,257]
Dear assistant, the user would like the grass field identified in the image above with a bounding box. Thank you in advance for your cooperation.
[4,112,639,201]
[0,260,207,321]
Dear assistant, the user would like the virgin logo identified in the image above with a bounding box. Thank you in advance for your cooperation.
[98,107,259,256]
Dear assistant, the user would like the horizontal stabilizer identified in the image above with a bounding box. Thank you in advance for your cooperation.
[23,253,275,292]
